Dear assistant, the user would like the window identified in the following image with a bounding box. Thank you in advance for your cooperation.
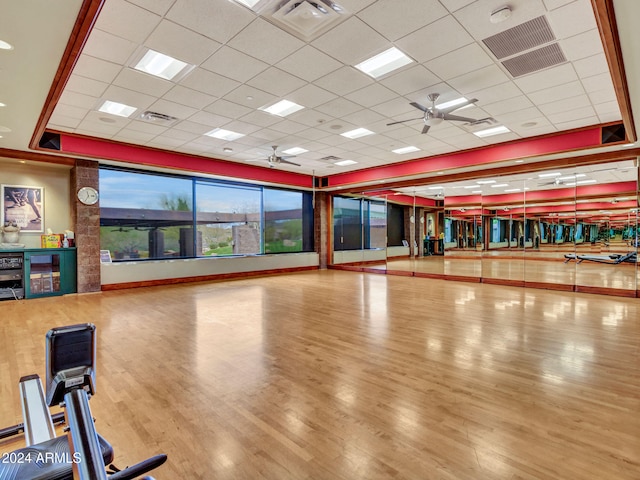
[99,167,313,261]
[99,169,193,260]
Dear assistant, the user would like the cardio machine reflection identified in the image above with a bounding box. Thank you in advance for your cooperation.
[0,323,167,480]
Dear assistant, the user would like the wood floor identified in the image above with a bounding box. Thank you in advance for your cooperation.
[0,270,639,479]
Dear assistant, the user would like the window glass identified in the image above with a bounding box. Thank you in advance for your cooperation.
[264,189,305,253]
[366,201,386,249]
[195,182,261,256]
[99,169,193,260]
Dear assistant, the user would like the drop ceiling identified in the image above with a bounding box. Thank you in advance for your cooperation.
[0,0,638,190]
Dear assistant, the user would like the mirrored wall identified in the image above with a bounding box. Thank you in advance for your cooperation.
[332,159,639,297]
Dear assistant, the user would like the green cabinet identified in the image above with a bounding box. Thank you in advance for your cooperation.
[23,248,77,298]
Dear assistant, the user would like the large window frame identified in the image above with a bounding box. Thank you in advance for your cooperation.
[99,167,314,261]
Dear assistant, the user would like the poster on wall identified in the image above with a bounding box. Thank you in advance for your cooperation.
[1,184,44,233]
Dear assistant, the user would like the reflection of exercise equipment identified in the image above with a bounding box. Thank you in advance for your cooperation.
[564,251,637,264]
[0,324,167,479]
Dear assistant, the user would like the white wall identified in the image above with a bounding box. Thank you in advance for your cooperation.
[101,252,319,285]
[0,158,72,248]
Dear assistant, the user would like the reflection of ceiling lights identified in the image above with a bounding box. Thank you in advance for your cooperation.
[538,172,562,178]
[0,40,13,50]
[491,183,509,188]
[476,180,496,184]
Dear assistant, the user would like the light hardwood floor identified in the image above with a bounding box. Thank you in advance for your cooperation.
[0,270,639,479]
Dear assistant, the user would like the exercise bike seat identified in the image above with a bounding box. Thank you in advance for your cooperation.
[0,433,113,480]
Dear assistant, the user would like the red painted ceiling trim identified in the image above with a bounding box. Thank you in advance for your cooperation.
[326,127,603,187]
[59,133,313,188]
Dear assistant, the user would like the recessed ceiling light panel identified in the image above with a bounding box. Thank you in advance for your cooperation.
[133,49,193,81]
[204,128,245,141]
[282,147,308,155]
[392,146,420,154]
[341,128,374,139]
[0,40,13,50]
[355,47,413,79]
[98,100,137,117]
[334,159,357,166]
[473,125,511,138]
[260,99,304,117]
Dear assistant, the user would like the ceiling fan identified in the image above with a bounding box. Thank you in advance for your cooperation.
[387,93,479,134]
[251,145,301,168]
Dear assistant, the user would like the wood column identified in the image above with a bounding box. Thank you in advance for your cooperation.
[70,159,101,293]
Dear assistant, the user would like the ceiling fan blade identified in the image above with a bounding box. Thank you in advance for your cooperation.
[410,102,429,113]
[387,117,423,126]
[441,98,478,115]
[421,124,430,134]
[279,158,301,166]
[442,113,478,123]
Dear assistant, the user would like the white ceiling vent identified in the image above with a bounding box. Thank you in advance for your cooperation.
[270,1,347,40]
[139,111,178,126]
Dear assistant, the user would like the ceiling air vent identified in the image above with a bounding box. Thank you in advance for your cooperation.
[320,155,341,161]
[139,111,178,126]
[483,16,555,60]
[501,43,567,78]
[270,0,347,40]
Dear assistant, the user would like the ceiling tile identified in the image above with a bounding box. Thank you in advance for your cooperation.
[496,106,545,124]
[203,99,252,119]
[538,94,591,116]
[573,53,609,79]
[448,65,511,94]
[275,45,343,82]
[581,72,613,93]
[238,110,284,128]
[172,120,215,135]
[144,19,221,66]
[188,110,233,128]
[315,98,364,118]
[378,65,440,96]
[542,0,575,9]
[126,0,175,16]
[315,67,373,96]
[223,84,277,109]
[466,82,523,106]
[246,67,307,97]
[345,83,398,108]
[121,119,167,135]
[547,0,597,39]
[357,0,447,41]
[395,15,473,63]
[166,0,254,44]
[163,85,217,109]
[527,80,585,105]
[425,43,494,81]
[64,75,109,98]
[58,90,101,110]
[146,98,199,120]
[52,103,88,120]
[101,85,157,111]
[113,68,174,97]
[179,68,240,97]
[201,46,269,83]
[287,84,337,110]
[81,29,138,64]
[588,88,617,105]
[72,55,122,84]
[484,95,535,116]
[560,29,604,62]
[94,0,161,43]
[438,0,475,13]
[113,129,157,143]
[48,115,82,130]
[268,119,310,135]
[147,136,189,148]
[313,17,389,65]
[546,105,596,124]
[227,18,305,65]
[514,63,578,93]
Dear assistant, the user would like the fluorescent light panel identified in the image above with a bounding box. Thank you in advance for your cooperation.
[260,99,304,117]
[341,128,374,139]
[282,147,308,155]
[234,0,260,7]
[355,47,413,79]
[98,100,136,117]
[392,146,420,154]
[473,125,510,138]
[476,180,496,184]
[491,183,509,188]
[134,49,191,81]
[437,97,469,110]
[204,128,245,141]
[0,40,13,50]
[538,172,562,178]
[504,188,521,192]
[334,159,357,166]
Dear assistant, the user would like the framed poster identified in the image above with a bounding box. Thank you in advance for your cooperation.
[1,184,44,233]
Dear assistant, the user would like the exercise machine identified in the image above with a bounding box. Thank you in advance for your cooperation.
[0,323,167,479]
[563,251,637,264]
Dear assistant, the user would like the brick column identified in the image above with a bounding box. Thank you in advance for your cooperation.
[70,160,101,293]
[314,192,330,269]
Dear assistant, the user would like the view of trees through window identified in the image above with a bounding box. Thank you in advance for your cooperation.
[99,168,313,261]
